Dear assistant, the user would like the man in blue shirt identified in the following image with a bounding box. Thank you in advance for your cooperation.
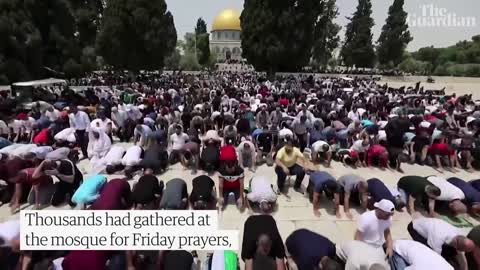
[366,178,404,210]
[306,171,341,217]
[448,177,480,215]
[286,229,341,270]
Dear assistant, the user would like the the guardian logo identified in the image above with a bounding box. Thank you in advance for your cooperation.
[407,4,476,28]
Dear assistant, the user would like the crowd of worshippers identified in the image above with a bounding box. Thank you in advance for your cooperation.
[2,195,480,270]
[2,73,480,269]
[1,74,480,175]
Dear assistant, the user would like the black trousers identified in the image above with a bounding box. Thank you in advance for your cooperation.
[75,129,88,158]
[407,222,458,267]
[51,180,80,207]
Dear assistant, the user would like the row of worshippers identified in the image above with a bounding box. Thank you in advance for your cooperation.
[2,74,480,178]
[4,136,480,219]
[4,198,480,269]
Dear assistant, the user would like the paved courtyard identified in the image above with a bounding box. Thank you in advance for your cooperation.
[1,142,479,266]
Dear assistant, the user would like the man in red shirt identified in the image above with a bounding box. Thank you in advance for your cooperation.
[367,144,389,169]
[218,145,245,211]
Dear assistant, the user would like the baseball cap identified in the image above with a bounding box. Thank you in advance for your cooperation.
[373,199,395,213]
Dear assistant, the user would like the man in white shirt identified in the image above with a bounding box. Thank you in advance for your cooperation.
[45,107,60,122]
[122,145,143,178]
[69,106,91,158]
[393,239,453,270]
[427,176,467,216]
[246,176,277,213]
[0,119,9,138]
[337,240,389,270]
[169,125,189,165]
[408,216,475,270]
[354,199,394,258]
[237,140,256,172]
[90,110,116,137]
[102,146,126,174]
[278,124,294,140]
[311,140,332,166]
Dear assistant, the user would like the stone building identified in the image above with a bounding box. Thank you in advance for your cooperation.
[210,9,242,61]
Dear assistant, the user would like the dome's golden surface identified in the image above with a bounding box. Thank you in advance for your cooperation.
[212,9,241,31]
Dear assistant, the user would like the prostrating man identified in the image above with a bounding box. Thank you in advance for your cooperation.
[102,145,126,174]
[366,144,389,169]
[133,123,152,147]
[467,225,480,270]
[245,175,277,213]
[241,215,286,270]
[408,216,475,269]
[393,239,453,270]
[397,175,441,216]
[366,178,403,210]
[307,171,341,217]
[447,177,480,215]
[0,219,20,270]
[180,141,200,174]
[237,139,256,172]
[426,176,467,216]
[71,175,106,209]
[337,240,390,270]
[189,175,216,210]
[159,178,188,210]
[41,158,83,207]
[218,145,245,210]
[285,229,341,270]
[310,140,332,166]
[354,199,394,259]
[337,174,368,219]
[122,145,143,178]
[139,137,168,174]
[131,171,164,210]
[62,250,110,270]
[275,138,316,194]
[158,250,195,270]
[90,178,132,210]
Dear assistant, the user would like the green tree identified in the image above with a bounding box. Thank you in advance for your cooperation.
[195,18,211,66]
[196,33,211,66]
[377,0,412,67]
[26,0,80,76]
[180,51,201,71]
[340,0,375,68]
[241,0,323,74]
[195,17,207,35]
[0,0,43,84]
[311,0,341,69]
[164,43,181,69]
[96,0,177,72]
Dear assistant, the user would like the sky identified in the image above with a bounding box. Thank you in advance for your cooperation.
[165,0,480,51]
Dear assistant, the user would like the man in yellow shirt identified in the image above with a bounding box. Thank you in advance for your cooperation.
[275,139,316,194]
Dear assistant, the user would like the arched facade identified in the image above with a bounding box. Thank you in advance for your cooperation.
[210,9,243,61]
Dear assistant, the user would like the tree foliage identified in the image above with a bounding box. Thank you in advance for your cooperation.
[96,0,177,72]
[196,33,211,66]
[377,0,412,67]
[409,35,480,76]
[241,0,323,73]
[341,0,375,68]
[195,18,210,66]
[195,17,207,35]
[311,0,341,68]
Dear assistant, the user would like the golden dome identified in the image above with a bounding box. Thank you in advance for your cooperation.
[212,9,241,31]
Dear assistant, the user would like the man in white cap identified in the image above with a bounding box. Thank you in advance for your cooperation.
[354,199,394,259]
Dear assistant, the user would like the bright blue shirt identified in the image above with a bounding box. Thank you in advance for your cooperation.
[72,175,107,205]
